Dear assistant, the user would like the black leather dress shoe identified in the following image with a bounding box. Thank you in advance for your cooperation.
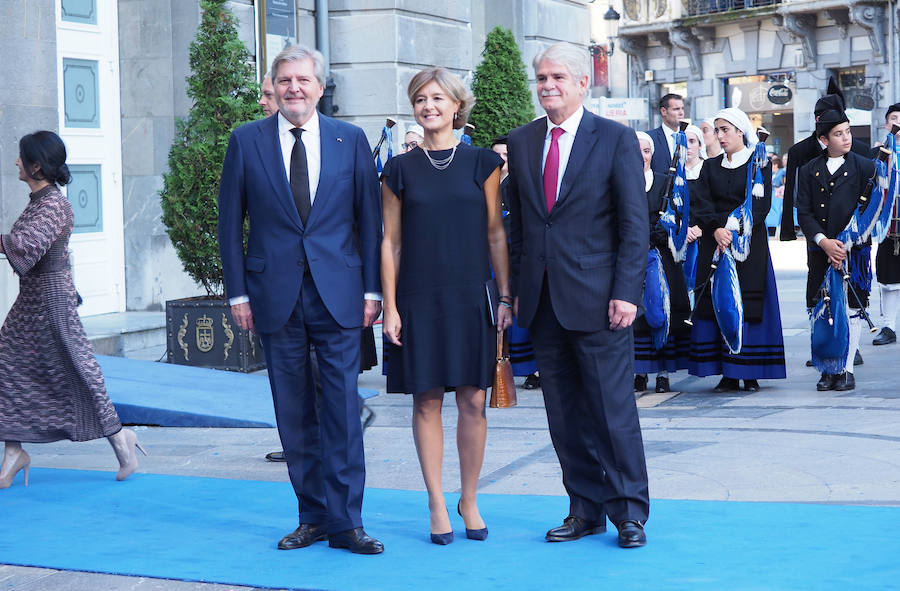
[523,372,541,389]
[854,350,863,366]
[713,377,740,393]
[805,359,814,367]
[634,374,648,393]
[816,373,837,391]
[873,327,897,346]
[265,450,286,462]
[655,376,670,393]
[834,372,855,391]
[742,379,760,392]
[278,523,328,550]
[616,520,646,548]
[328,528,384,554]
[545,516,606,542]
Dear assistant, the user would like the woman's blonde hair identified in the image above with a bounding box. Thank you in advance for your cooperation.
[407,67,474,130]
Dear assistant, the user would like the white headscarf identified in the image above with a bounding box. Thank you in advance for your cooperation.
[684,124,707,160]
[713,108,758,147]
[635,131,654,155]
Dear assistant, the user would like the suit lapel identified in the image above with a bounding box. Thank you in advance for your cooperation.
[554,113,600,211]
[255,116,302,230]
[306,114,336,228]
[528,117,548,217]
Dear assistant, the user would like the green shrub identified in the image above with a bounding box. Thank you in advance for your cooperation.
[469,27,535,147]
[160,0,259,296]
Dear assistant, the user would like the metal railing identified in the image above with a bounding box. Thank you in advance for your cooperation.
[685,0,781,16]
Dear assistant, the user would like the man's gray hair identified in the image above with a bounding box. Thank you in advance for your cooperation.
[271,44,326,86]
[532,42,589,84]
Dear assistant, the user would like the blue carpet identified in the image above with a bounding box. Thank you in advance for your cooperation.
[99,356,378,428]
[0,469,897,590]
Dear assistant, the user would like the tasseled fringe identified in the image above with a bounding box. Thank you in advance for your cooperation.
[675,176,685,187]
[849,246,872,292]
[752,182,765,197]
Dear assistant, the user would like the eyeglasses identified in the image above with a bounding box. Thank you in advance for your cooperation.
[402,141,419,150]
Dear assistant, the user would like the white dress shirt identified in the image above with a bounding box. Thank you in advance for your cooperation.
[278,110,321,205]
[542,106,584,204]
[662,122,679,157]
[644,169,654,193]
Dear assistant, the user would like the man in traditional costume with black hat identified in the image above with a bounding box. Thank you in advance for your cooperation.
[872,104,900,346]
[796,109,876,391]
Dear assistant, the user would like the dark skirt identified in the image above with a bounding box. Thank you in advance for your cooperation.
[689,258,786,380]
[876,238,900,285]
[508,319,538,376]
[635,332,691,374]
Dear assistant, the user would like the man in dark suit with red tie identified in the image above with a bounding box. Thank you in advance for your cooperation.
[218,45,384,554]
[506,42,650,548]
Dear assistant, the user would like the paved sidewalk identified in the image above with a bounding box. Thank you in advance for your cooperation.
[3,240,899,590]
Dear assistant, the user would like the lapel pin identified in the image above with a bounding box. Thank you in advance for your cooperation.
[337,137,343,142]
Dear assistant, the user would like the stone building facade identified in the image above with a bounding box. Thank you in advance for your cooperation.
[0,0,589,318]
[612,0,898,155]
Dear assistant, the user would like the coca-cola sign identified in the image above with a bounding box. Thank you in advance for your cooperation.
[767,85,793,105]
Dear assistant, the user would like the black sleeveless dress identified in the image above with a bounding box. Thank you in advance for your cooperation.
[381,143,503,394]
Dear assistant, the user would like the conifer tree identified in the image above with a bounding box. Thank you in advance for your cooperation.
[469,27,535,147]
[160,0,259,296]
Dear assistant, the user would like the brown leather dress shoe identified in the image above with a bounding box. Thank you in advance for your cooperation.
[277,523,328,550]
[616,520,647,548]
[545,516,606,542]
[328,528,384,554]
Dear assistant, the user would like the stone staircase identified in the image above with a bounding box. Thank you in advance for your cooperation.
[82,311,167,361]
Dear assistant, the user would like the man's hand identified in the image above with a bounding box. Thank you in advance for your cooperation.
[363,299,382,328]
[821,238,847,269]
[609,299,637,331]
[687,225,702,244]
[230,302,256,334]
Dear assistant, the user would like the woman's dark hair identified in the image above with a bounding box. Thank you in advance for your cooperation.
[19,131,71,186]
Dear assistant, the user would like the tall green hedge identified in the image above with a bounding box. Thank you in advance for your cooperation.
[469,27,535,147]
[160,0,259,296]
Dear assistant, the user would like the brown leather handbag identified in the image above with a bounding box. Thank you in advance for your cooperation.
[489,330,517,408]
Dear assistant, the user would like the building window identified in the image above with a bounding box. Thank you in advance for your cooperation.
[685,0,782,17]
[61,0,97,25]
[724,73,795,156]
[62,58,100,129]
[66,165,103,234]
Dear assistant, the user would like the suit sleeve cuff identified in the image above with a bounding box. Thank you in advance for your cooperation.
[229,295,250,306]
[813,233,826,246]
[364,292,383,302]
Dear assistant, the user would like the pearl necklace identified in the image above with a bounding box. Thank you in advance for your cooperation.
[423,142,459,171]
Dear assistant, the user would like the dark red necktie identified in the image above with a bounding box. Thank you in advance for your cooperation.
[543,127,564,213]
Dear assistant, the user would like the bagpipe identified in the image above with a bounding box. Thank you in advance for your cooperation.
[810,146,893,372]
[684,129,770,355]
[372,118,397,173]
[643,122,690,350]
[874,124,900,255]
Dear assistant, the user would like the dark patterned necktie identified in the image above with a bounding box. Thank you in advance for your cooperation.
[289,127,311,225]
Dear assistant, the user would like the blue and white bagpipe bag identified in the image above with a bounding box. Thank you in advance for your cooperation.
[810,140,893,371]
[644,128,692,350]
[710,132,769,354]
[873,132,900,244]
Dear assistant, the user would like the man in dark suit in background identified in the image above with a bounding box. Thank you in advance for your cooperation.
[646,93,685,177]
[506,42,650,549]
[218,45,384,554]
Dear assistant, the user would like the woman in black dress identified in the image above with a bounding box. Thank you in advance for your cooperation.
[381,68,512,544]
[0,131,145,489]
[689,108,786,392]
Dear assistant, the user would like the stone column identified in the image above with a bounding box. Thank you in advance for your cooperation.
[0,0,58,317]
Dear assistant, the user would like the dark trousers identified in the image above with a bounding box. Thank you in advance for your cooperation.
[529,276,650,525]
[260,272,364,534]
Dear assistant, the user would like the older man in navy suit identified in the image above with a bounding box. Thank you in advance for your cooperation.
[506,42,650,548]
[218,45,383,554]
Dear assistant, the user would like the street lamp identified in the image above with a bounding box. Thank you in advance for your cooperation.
[590,5,621,57]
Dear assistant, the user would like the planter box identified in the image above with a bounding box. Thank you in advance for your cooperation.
[165,298,265,373]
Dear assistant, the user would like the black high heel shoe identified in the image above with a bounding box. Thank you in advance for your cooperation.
[430,509,453,545]
[458,502,488,541]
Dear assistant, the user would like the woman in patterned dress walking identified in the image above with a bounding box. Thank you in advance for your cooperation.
[0,131,145,489]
